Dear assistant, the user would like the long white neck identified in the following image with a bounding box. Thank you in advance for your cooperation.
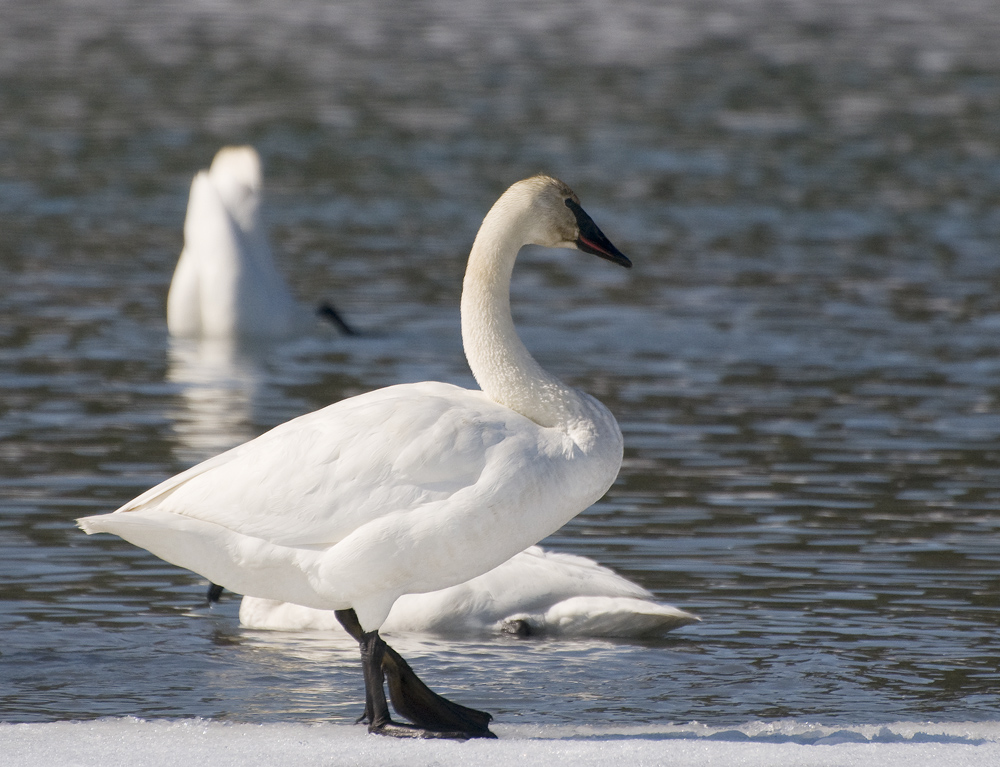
[460,200,583,429]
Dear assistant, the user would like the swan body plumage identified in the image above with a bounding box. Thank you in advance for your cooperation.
[83,377,620,630]
[240,546,698,638]
[166,146,309,339]
[80,174,632,736]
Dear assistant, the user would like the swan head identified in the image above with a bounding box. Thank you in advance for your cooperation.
[207,146,264,233]
[505,175,631,268]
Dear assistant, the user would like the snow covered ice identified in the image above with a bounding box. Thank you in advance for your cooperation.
[2,719,999,767]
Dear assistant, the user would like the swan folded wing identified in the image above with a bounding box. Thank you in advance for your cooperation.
[375,546,654,632]
[464,546,655,608]
[96,382,554,551]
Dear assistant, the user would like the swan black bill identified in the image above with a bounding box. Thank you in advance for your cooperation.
[565,198,632,268]
[316,302,357,336]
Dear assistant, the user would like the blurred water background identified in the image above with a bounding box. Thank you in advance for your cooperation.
[2,0,1000,726]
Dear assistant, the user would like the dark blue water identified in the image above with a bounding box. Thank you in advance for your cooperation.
[2,0,1000,727]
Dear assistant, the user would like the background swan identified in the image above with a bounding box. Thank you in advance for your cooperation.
[80,175,631,739]
[240,545,698,638]
[166,145,353,339]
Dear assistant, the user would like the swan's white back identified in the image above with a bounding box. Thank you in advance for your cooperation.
[81,175,629,634]
[239,546,698,638]
[166,146,301,339]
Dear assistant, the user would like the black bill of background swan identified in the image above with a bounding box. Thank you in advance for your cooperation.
[78,175,630,740]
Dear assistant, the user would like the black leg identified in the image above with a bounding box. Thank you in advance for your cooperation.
[334,608,365,641]
[207,583,224,604]
[359,629,392,729]
[316,303,357,336]
[334,609,496,740]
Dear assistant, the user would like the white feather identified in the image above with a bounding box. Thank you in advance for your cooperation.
[239,546,698,638]
[80,175,628,633]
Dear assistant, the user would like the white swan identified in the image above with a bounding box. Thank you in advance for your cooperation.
[166,145,353,339]
[167,160,684,640]
[79,174,631,739]
[240,545,698,638]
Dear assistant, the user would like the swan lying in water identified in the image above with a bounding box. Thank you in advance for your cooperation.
[166,145,352,339]
[239,546,698,638]
[81,175,631,739]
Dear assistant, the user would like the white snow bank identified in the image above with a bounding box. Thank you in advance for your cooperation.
[2,719,998,767]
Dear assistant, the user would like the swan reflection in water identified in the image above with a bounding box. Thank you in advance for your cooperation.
[166,337,273,465]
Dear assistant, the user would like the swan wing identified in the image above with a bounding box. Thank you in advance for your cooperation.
[91,381,552,550]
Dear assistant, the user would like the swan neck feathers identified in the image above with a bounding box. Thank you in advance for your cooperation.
[460,176,594,431]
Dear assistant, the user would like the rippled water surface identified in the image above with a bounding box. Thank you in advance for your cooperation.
[2,0,1000,727]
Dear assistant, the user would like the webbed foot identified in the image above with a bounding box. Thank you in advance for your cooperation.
[369,718,492,740]
[334,608,496,740]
